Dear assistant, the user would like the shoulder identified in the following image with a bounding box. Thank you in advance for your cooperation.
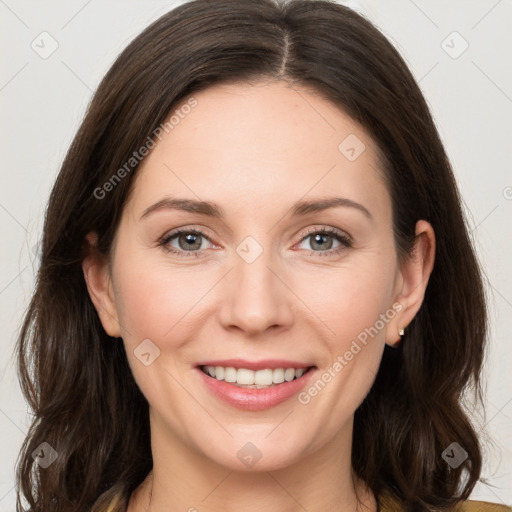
[378,492,512,512]
[456,501,512,512]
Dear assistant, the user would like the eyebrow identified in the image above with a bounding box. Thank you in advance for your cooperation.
[139,196,372,221]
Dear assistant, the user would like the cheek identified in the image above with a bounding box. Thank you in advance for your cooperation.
[280,256,396,447]
[293,255,397,348]
[111,254,210,411]
[114,260,209,344]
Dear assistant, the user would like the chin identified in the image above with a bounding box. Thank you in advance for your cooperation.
[191,431,309,473]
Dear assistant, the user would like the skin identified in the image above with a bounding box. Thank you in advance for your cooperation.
[83,80,435,512]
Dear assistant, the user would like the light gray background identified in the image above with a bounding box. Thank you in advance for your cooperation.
[1,0,511,509]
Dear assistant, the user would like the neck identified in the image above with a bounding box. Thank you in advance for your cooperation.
[128,410,377,512]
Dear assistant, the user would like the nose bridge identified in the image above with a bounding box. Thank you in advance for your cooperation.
[217,234,293,334]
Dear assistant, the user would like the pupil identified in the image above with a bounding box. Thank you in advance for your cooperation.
[180,233,200,251]
[312,233,332,250]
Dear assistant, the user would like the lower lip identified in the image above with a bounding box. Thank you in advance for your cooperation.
[195,367,317,411]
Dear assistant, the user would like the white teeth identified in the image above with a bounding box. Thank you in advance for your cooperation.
[224,367,237,383]
[215,366,224,380]
[201,365,310,386]
[273,368,285,384]
[254,369,273,386]
[237,368,255,385]
[284,368,295,381]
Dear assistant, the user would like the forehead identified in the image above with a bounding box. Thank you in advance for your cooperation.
[125,80,390,223]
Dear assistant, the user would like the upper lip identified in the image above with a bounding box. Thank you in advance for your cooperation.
[196,358,316,371]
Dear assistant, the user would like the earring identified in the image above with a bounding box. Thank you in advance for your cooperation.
[391,327,405,348]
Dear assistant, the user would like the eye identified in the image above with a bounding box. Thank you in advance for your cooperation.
[158,226,353,259]
[159,228,214,258]
[296,227,352,257]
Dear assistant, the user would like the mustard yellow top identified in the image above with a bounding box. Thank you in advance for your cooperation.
[378,491,512,512]
[106,490,512,512]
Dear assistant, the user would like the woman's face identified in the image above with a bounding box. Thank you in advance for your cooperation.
[88,80,414,472]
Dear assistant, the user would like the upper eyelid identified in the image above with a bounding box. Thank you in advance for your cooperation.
[162,226,215,243]
[299,226,352,241]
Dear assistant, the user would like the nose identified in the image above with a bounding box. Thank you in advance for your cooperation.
[217,245,294,336]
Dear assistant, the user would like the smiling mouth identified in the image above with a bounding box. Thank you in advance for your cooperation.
[199,365,315,389]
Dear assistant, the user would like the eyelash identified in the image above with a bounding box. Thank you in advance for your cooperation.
[159,226,353,259]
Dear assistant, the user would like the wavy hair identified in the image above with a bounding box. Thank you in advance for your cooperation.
[16,0,488,510]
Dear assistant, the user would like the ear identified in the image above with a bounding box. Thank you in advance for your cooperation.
[385,220,436,347]
[82,232,122,338]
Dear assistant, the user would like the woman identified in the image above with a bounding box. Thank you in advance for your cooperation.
[15,0,511,511]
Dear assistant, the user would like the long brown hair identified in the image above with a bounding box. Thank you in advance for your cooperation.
[16,0,488,510]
